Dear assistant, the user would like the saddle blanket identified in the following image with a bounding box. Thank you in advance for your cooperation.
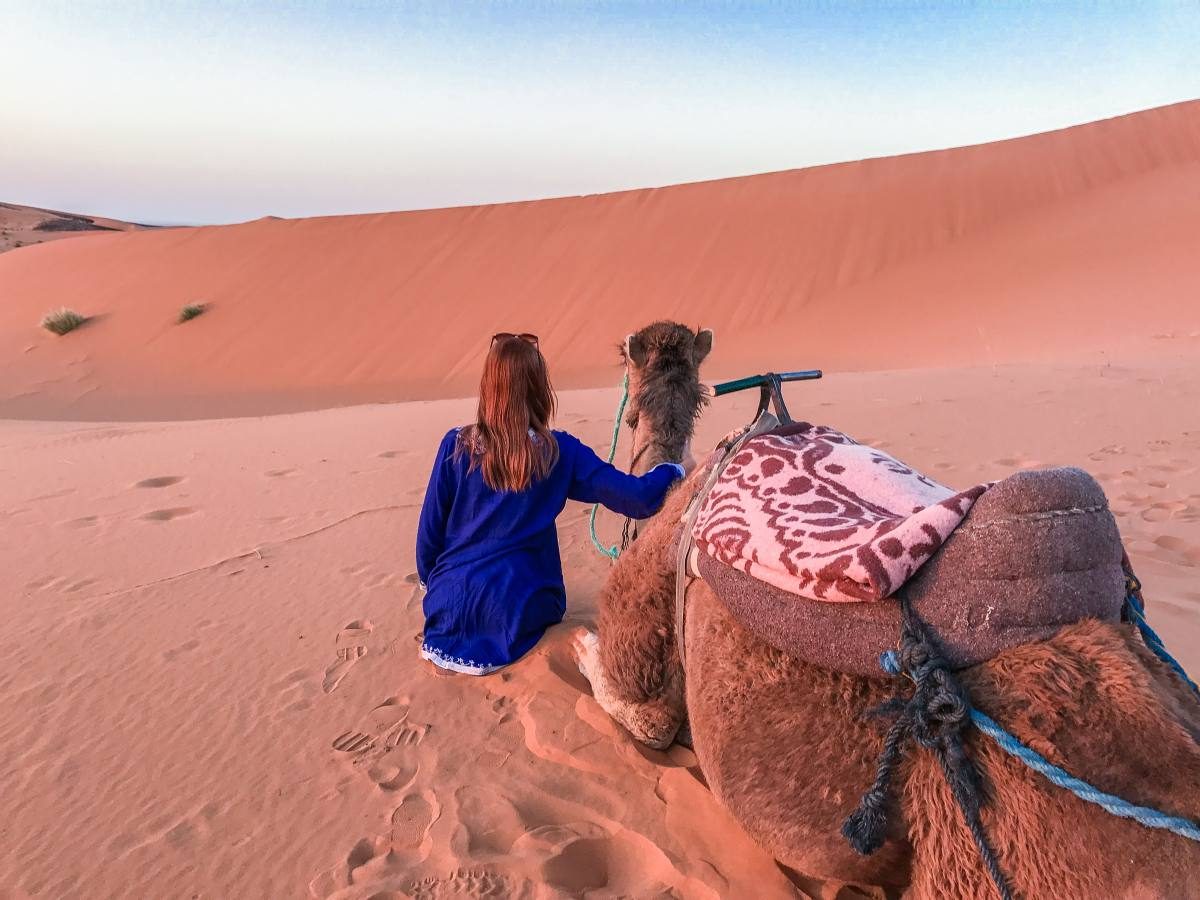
[692,424,990,603]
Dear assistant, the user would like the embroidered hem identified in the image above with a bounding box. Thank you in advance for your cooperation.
[420,643,506,676]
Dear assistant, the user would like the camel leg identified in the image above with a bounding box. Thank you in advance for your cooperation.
[575,476,693,750]
[574,629,684,750]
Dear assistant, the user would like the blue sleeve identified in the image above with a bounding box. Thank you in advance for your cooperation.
[416,429,459,584]
[562,432,684,519]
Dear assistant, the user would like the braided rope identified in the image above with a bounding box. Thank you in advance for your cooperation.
[969,708,1200,841]
[878,580,1200,847]
[848,598,1014,900]
[588,372,629,560]
[1124,576,1198,694]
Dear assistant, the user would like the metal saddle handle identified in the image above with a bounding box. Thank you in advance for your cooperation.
[712,370,822,426]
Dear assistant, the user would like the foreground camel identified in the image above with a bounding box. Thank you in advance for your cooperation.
[576,321,1200,898]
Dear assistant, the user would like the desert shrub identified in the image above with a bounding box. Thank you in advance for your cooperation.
[178,303,206,323]
[34,215,113,233]
[41,307,87,335]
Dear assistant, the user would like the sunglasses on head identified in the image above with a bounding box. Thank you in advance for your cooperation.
[491,332,539,346]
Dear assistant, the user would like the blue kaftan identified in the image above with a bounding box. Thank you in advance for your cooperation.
[415,428,683,675]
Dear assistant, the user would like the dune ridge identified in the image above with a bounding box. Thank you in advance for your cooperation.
[2,100,1199,420]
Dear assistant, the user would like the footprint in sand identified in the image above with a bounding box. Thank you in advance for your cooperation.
[1153,535,1189,554]
[307,791,440,898]
[332,695,411,754]
[140,507,197,522]
[453,785,525,856]
[134,475,184,489]
[364,571,397,589]
[1151,535,1200,566]
[265,468,296,478]
[386,721,430,749]
[161,638,200,662]
[408,869,523,900]
[488,695,515,725]
[322,620,373,693]
[1142,500,1190,523]
[333,697,429,794]
[268,668,321,719]
[366,746,422,792]
[389,791,439,863]
[538,835,612,894]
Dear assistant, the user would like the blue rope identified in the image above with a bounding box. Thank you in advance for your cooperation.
[588,372,629,560]
[1125,590,1198,694]
[877,589,1200,845]
[969,708,1200,842]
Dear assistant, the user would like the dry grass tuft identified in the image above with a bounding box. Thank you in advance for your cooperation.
[178,303,206,323]
[41,308,87,335]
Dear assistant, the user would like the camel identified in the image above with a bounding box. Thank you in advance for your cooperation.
[575,321,1200,898]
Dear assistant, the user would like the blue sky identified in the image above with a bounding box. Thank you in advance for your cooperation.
[3,1,1198,224]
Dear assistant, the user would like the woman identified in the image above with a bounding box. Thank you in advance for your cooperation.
[416,332,684,675]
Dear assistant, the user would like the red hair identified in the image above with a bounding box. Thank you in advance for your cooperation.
[459,336,559,492]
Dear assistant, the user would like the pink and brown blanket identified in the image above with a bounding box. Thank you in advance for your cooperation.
[693,424,990,603]
[690,423,1126,674]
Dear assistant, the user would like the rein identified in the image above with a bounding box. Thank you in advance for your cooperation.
[587,372,630,561]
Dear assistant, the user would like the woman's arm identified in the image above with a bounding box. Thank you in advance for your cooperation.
[415,430,459,584]
[564,433,684,519]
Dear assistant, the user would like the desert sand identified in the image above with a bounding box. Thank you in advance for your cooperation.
[2,102,1199,898]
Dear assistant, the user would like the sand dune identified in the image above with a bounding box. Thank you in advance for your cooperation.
[0,202,143,256]
[2,101,1198,420]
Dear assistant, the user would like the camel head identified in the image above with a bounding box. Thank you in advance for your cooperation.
[620,321,713,478]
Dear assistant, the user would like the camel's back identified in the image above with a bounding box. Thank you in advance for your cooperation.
[683,578,1200,897]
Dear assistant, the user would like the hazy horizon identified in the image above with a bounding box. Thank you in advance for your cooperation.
[4,1,1199,225]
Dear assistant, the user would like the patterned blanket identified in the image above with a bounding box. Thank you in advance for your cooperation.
[692,424,990,603]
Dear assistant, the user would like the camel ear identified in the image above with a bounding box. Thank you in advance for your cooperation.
[626,333,648,367]
[693,328,713,365]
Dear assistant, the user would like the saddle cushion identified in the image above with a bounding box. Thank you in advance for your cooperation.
[696,460,1126,675]
[693,424,989,602]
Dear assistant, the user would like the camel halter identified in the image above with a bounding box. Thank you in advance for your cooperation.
[587,368,823,562]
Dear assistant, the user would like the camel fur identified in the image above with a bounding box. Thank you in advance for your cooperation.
[576,322,1200,898]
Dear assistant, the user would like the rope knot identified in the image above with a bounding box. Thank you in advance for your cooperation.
[843,595,1014,900]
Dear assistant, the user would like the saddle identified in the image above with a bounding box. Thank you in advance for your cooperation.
[680,421,1126,676]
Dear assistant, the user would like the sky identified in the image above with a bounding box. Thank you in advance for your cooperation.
[3,1,1199,225]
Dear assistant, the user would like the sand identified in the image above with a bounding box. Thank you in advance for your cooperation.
[4,361,1198,898]
[2,101,1199,898]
